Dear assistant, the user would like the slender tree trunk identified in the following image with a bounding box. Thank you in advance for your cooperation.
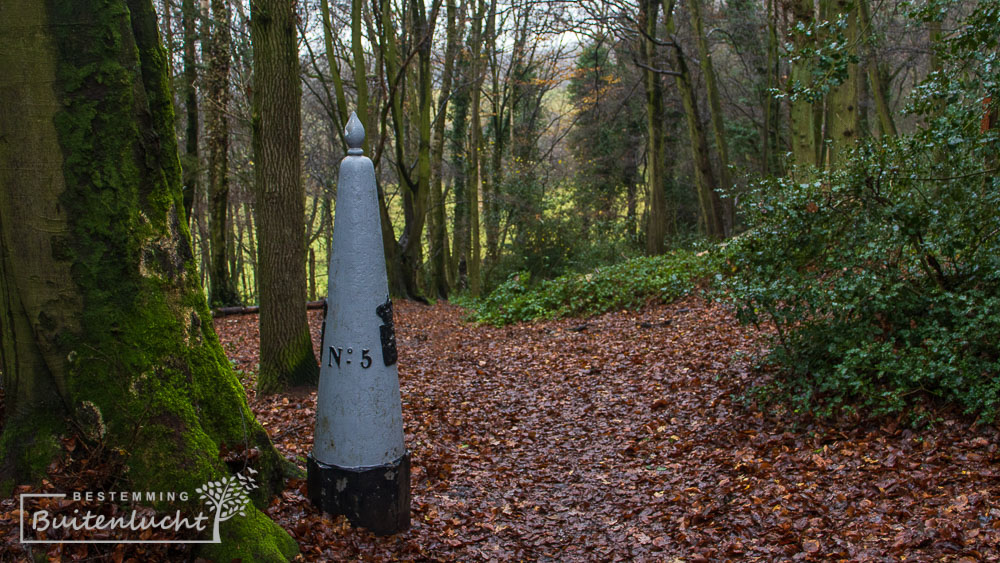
[251,0,319,393]
[374,0,409,297]
[687,0,733,234]
[320,0,349,129]
[181,0,200,222]
[428,0,460,299]
[403,0,435,300]
[466,0,492,295]
[243,199,258,303]
[483,6,505,268]
[856,0,896,138]
[640,0,668,255]
[206,0,239,306]
[663,0,724,238]
[449,45,471,290]
[763,0,781,175]
[230,199,242,300]
[0,1,297,558]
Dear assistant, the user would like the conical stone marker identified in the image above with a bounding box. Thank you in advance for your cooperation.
[307,112,410,535]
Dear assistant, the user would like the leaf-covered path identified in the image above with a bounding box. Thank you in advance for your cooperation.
[218,297,1000,561]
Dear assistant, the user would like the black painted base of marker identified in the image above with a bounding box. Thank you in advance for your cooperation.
[307,452,410,535]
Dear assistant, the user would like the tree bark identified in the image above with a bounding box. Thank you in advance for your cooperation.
[0,0,297,558]
[206,0,240,306]
[789,0,821,169]
[639,0,668,255]
[428,0,461,299]
[663,0,724,239]
[181,0,200,221]
[857,0,896,137]
[251,0,319,393]
[687,0,733,233]
[826,0,860,167]
[449,38,471,290]
[466,0,492,295]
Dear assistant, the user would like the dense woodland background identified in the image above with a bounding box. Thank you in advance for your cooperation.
[0,0,997,557]
[156,0,999,417]
[162,0,961,304]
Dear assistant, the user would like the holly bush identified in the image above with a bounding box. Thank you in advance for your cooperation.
[727,0,1000,420]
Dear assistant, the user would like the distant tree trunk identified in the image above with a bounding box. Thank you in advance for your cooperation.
[449,44,471,290]
[466,0,492,295]
[789,0,821,169]
[428,0,461,299]
[687,0,733,233]
[0,1,297,558]
[663,0,724,239]
[826,0,860,166]
[374,0,409,297]
[251,0,319,394]
[181,0,200,221]
[639,0,668,255]
[160,0,174,74]
[763,0,782,175]
[206,0,239,306]
[309,247,316,301]
[320,0,350,129]
[483,4,504,268]
[230,199,242,299]
[243,199,259,303]
[868,60,897,137]
[402,0,436,300]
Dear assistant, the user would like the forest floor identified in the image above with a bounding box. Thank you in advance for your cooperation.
[3,297,999,561]
[224,297,1000,562]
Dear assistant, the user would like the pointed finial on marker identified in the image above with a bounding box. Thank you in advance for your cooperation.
[345,111,365,155]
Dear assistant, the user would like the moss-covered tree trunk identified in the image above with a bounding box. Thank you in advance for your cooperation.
[250,0,319,394]
[788,0,822,170]
[826,0,860,167]
[206,0,240,307]
[0,0,297,559]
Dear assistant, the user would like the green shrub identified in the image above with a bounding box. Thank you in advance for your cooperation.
[727,135,1000,419]
[726,0,1000,421]
[470,248,720,326]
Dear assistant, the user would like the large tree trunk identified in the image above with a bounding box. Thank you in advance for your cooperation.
[250,0,319,394]
[639,0,668,255]
[206,0,240,306]
[0,0,297,559]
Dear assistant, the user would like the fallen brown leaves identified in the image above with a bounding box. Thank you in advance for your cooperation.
[235,297,1000,561]
[3,296,999,561]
